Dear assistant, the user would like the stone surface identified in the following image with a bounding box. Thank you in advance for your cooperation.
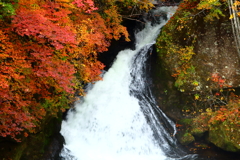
[208,123,240,152]
[152,4,240,154]
[178,132,195,145]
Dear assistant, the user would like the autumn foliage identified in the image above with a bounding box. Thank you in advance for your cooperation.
[0,0,136,141]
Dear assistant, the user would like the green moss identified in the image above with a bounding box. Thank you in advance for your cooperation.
[208,123,240,152]
[178,118,193,125]
[191,127,206,138]
[0,1,16,19]
[179,132,195,145]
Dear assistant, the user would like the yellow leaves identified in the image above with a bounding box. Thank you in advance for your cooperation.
[30,3,40,10]
[229,14,234,19]
[55,0,75,8]
[197,3,212,10]
[56,0,70,2]
[55,0,71,4]
[192,80,199,86]
[76,19,91,44]
[177,25,184,31]
[229,1,240,19]
[167,43,196,89]
[18,0,43,9]
[138,0,154,11]
[182,109,191,113]
[180,89,185,92]
[206,108,213,115]
[194,94,200,100]
[196,0,224,21]
[104,6,130,41]
[197,0,220,10]
[234,0,240,6]
[178,46,195,62]
[177,19,188,27]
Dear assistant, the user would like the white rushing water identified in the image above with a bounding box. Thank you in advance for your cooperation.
[60,7,198,160]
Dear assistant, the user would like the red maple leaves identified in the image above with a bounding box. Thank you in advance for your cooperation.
[0,0,130,141]
[12,5,77,50]
[72,0,98,13]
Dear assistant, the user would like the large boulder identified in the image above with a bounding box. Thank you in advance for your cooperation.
[152,0,240,154]
[208,123,240,152]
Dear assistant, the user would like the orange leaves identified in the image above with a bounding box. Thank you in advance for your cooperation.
[194,92,240,132]
[0,0,131,141]
[55,0,74,8]
[0,26,75,141]
[104,6,130,42]
[71,13,107,83]
[81,59,105,83]
[71,8,129,83]
[176,123,183,127]
[0,30,38,141]
[137,0,154,11]
[76,14,109,53]
[0,77,9,89]
[211,73,231,88]
[208,103,239,125]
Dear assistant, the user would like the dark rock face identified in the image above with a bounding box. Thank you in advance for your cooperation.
[193,19,240,92]
[43,136,64,160]
[152,3,240,155]
[0,114,64,160]
[158,16,240,93]
[42,119,65,160]
[98,18,141,71]
[150,46,184,121]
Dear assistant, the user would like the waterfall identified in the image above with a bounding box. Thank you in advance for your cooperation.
[60,7,199,160]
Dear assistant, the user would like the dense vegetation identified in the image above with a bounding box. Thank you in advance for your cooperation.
[0,0,154,142]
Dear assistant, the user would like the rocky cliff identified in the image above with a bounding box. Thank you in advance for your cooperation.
[154,0,240,154]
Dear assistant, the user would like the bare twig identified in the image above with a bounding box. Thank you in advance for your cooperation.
[122,17,145,24]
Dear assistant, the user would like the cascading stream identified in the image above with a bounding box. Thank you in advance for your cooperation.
[60,7,200,160]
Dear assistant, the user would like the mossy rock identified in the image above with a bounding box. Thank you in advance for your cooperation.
[190,118,209,138]
[178,118,193,125]
[178,132,195,145]
[208,123,240,153]
[190,127,207,138]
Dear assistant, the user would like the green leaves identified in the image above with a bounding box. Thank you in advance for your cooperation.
[0,1,16,19]
[196,0,225,21]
